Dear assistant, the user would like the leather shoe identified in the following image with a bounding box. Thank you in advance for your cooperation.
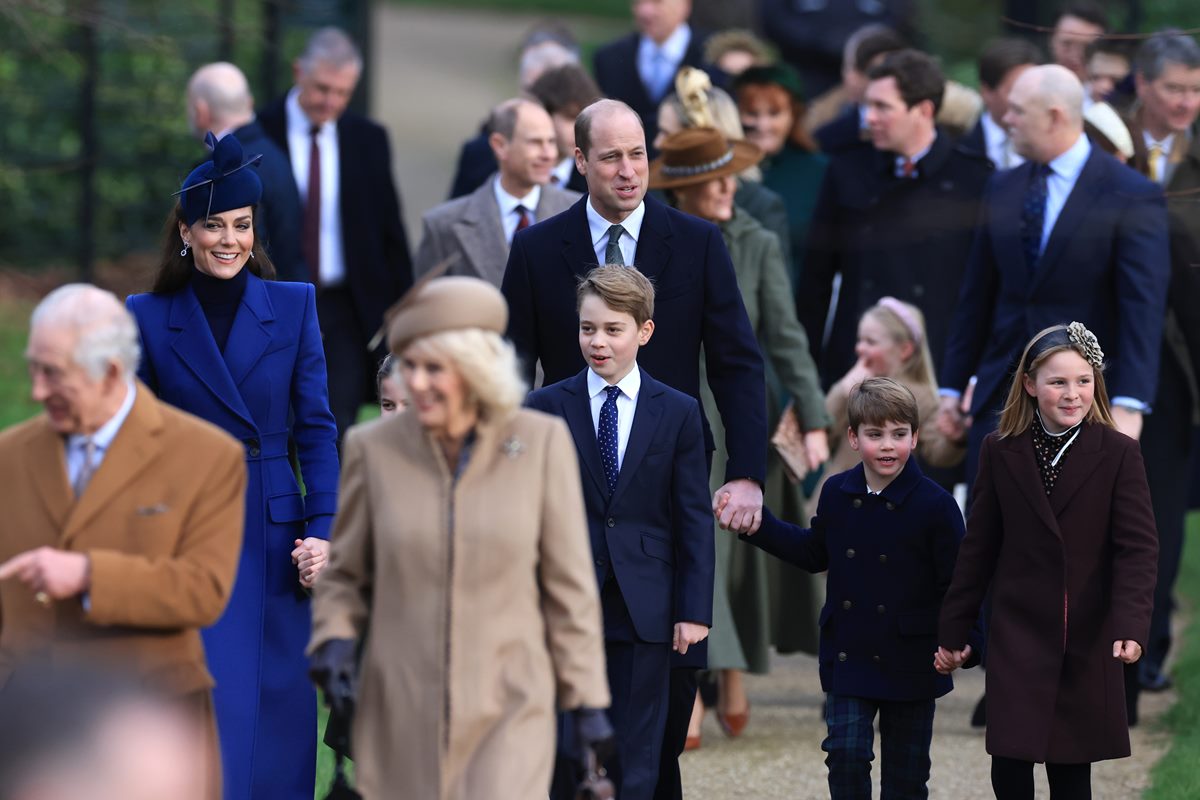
[1141,671,1173,693]
[684,732,701,751]
[717,701,750,738]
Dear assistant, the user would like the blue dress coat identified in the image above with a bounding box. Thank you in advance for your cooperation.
[127,273,339,800]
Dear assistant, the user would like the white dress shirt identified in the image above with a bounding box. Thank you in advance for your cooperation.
[982,112,1024,170]
[586,198,645,267]
[588,364,641,472]
[1142,130,1176,186]
[285,87,347,286]
[66,379,136,489]
[551,157,576,188]
[494,178,542,246]
[1039,133,1092,254]
[637,24,691,99]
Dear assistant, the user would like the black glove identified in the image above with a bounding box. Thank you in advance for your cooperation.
[572,707,616,766]
[309,638,358,720]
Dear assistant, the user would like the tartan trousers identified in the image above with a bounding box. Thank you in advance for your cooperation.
[822,693,936,800]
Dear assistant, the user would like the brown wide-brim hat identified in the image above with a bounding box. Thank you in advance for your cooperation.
[649,127,763,190]
[386,275,508,354]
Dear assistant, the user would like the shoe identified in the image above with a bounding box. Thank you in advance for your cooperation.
[1141,671,1173,693]
[716,701,750,738]
[970,695,986,729]
[684,732,702,751]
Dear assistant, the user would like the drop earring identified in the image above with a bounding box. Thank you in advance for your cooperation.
[180,241,190,257]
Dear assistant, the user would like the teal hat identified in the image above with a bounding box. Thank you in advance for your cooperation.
[733,63,807,103]
[177,132,263,225]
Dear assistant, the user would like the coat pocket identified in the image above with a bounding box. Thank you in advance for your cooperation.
[267,492,306,523]
[640,532,675,566]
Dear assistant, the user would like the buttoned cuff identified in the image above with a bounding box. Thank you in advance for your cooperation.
[1111,396,1150,414]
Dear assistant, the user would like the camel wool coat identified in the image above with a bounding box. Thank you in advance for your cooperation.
[939,423,1157,763]
[311,408,610,800]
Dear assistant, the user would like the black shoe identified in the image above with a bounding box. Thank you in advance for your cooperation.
[970,694,986,728]
[1140,671,1173,693]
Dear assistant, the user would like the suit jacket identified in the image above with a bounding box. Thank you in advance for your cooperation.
[798,132,992,382]
[414,175,580,286]
[0,382,246,694]
[592,30,716,154]
[501,194,768,485]
[939,425,1157,763]
[527,369,714,644]
[449,128,588,199]
[942,144,1170,415]
[233,120,306,282]
[259,98,413,342]
[743,459,967,702]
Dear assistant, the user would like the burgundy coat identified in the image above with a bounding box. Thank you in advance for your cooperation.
[939,423,1157,763]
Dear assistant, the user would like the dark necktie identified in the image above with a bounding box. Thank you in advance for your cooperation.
[899,158,916,178]
[604,224,625,266]
[1021,163,1052,274]
[304,125,321,286]
[598,385,621,496]
[515,205,531,234]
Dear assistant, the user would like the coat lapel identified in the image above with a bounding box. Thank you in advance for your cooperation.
[560,373,609,499]
[61,383,164,547]
[1031,149,1106,293]
[168,287,255,427]
[561,199,600,277]
[223,273,276,387]
[452,180,508,285]
[632,196,674,284]
[610,376,664,507]
[1048,422,1105,517]
[25,418,72,531]
[998,431,1061,537]
[995,164,1030,276]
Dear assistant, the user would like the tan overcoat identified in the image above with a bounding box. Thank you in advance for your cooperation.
[0,381,246,798]
[311,408,609,800]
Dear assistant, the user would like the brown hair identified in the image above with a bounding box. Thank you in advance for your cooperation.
[528,63,601,117]
[576,265,655,327]
[733,82,818,153]
[996,324,1116,437]
[867,49,946,114]
[847,377,921,432]
[152,202,275,294]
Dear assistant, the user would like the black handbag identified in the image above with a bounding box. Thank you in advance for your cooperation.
[322,703,362,800]
[575,748,615,800]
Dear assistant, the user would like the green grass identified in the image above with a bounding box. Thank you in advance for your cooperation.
[0,299,38,427]
[1146,513,1200,798]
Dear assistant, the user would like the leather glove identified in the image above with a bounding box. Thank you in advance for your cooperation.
[572,707,616,766]
[309,638,358,720]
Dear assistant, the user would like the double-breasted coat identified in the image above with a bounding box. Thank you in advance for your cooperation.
[0,382,246,800]
[127,274,340,800]
[939,424,1158,763]
[310,409,610,799]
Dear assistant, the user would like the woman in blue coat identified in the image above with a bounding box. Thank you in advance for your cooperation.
[127,133,339,800]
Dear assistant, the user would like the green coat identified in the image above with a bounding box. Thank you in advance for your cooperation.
[701,208,830,672]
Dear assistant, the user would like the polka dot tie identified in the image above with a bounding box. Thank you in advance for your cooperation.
[1021,163,1052,274]
[598,385,621,496]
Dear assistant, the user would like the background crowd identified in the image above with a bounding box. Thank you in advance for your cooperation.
[2,0,1200,798]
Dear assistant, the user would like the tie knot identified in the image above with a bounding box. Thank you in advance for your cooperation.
[604,385,621,401]
[310,124,321,139]
[1037,163,1053,178]
[607,224,625,240]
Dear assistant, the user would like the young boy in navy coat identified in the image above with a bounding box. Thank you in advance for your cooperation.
[728,377,971,799]
[528,266,714,800]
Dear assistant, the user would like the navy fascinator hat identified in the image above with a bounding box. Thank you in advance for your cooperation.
[177,132,264,225]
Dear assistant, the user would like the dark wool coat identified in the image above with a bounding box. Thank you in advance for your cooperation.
[939,424,1158,763]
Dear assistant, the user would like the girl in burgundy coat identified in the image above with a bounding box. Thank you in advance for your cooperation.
[936,322,1158,800]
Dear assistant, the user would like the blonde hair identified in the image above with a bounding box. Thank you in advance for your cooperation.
[403,328,526,421]
[996,324,1115,438]
[861,298,936,394]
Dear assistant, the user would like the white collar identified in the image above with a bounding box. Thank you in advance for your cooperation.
[1045,133,1091,181]
[639,23,691,63]
[286,86,333,135]
[68,379,136,453]
[586,198,646,248]
[493,176,541,217]
[981,111,1007,143]
[1142,129,1176,150]
[587,362,642,400]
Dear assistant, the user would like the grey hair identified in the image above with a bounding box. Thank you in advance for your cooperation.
[487,97,540,140]
[402,329,526,420]
[1135,30,1200,82]
[30,285,140,380]
[187,62,253,125]
[518,40,578,90]
[297,27,363,75]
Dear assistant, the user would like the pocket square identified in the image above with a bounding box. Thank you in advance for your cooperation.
[136,504,169,516]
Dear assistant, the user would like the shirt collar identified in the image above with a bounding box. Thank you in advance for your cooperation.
[1046,132,1091,180]
[587,362,642,401]
[638,23,691,64]
[68,379,136,453]
[493,176,541,218]
[893,134,936,172]
[839,457,924,504]
[981,111,1007,144]
[587,198,646,248]
[1142,129,1176,150]
[286,86,332,136]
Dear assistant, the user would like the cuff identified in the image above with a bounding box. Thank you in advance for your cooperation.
[938,388,962,400]
[1111,396,1150,414]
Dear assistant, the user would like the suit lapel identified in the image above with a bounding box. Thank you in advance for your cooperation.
[632,196,674,284]
[561,199,600,277]
[453,181,508,284]
[610,376,664,507]
[1032,149,1106,292]
[168,287,255,427]
[25,418,72,531]
[223,273,275,387]
[561,373,609,499]
[1048,422,1104,517]
[61,384,164,547]
[995,164,1030,275]
[999,432,1061,537]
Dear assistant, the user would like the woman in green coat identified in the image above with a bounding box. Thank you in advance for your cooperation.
[651,127,831,746]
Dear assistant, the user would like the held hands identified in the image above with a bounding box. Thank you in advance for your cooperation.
[1111,407,1144,441]
[933,645,972,675]
[712,479,763,535]
[0,547,90,603]
[673,622,710,655]
[292,537,329,588]
[1113,640,1143,664]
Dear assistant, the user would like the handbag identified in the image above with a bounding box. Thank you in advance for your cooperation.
[574,748,615,800]
[771,401,810,484]
[322,702,362,800]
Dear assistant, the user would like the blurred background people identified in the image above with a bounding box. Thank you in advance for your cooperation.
[186,62,305,281]
[702,29,773,77]
[528,64,604,193]
[310,277,611,799]
[128,132,340,800]
[808,25,907,153]
[259,27,413,439]
[415,98,579,285]
[1048,3,1108,80]
[376,354,408,417]
[1084,37,1133,108]
[963,38,1043,170]
[1083,100,1135,162]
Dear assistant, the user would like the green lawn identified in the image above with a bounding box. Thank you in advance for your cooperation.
[0,299,38,427]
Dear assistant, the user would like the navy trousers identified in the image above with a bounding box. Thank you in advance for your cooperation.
[823,694,936,800]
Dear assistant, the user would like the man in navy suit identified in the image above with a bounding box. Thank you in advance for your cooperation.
[529,266,712,800]
[938,64,1170,486]
[258,27,413,439]
[501,98,765,800]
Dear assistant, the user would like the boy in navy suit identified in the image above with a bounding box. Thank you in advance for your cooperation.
[528,266,713,800]
[726,377,971,799]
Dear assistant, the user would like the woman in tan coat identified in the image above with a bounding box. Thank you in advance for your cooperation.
[309,277,611,799]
